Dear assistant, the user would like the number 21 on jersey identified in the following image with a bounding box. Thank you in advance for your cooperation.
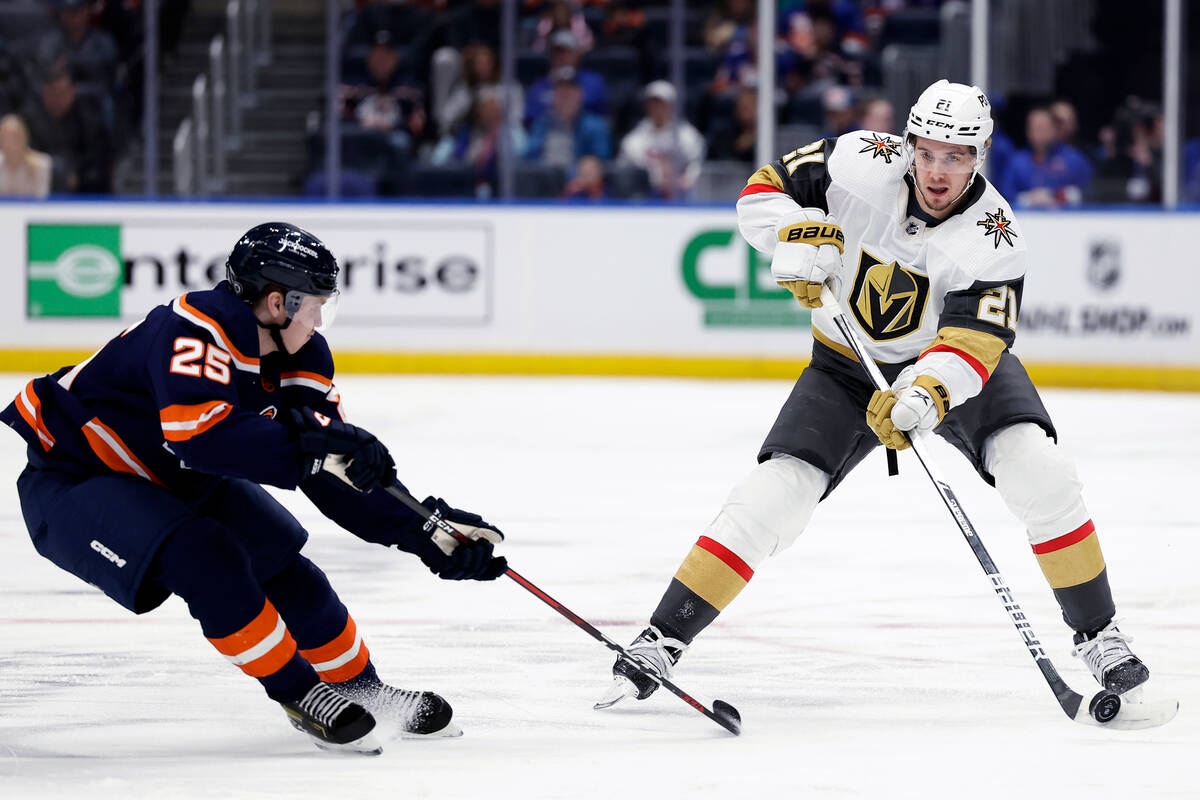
[170,337,233,384]
[977,285,1018,331]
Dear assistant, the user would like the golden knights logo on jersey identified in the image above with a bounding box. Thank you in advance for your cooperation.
[849,250,929,341]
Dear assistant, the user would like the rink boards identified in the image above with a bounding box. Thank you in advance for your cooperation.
[0,200,1195,390]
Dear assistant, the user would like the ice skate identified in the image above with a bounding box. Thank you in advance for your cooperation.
[282,682,382,755]
[335,677,461,738]
[1073,621,1150,697]
[595,626,687,710]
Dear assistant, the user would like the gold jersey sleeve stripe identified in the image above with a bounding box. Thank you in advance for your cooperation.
[673,544,750,612]
[921,326,1007,378]
[745,164,786,192]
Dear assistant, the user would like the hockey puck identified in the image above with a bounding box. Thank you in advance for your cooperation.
[1088,691,1121,724]
[712,699,742,735]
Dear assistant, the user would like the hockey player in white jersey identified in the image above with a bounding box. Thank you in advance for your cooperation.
[597,80,1153,711]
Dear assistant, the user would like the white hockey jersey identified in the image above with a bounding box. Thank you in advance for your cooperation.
[736,129,1027,411]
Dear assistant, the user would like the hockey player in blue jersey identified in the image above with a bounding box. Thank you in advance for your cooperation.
[2,222,507,755]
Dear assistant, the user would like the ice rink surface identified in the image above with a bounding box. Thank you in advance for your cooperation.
[0,373,1196,799]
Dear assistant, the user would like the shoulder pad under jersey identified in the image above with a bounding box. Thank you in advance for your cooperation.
[827,129,909,204]
[932,178,1027,281]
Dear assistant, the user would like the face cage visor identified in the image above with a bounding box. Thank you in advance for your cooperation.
[907,139,983,174]
[284,290,339,332]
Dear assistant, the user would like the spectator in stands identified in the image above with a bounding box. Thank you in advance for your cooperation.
[35,0,120,93]
[0,113,52,198]
[340,31,426,157]
[524,67,610,168]
[705,0,755,55]
[1049,99,1084,152]
[618,80,704,200]
[434,43,523,139]
[708,86,757,163]
[530,0,594,54]
[21,67,111,194]
[430,85,527,198]
[820,85,857,138]
[858,96,894,134]
[998,106,1092,208]
[561,154,607,201]
[524,30,607,125]
[1089,98,1162,205]
[779,4,863,93]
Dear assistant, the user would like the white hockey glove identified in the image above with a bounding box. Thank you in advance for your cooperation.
[771,207,845,309]
[865,366,951,450]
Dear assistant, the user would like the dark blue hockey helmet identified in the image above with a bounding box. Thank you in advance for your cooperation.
[225,222,339,304]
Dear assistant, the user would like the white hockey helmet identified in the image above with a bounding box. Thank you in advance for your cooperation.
[906,79,993,147]
[906,79,993,189]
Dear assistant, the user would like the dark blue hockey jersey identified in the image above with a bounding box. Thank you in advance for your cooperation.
[2,282,426,550]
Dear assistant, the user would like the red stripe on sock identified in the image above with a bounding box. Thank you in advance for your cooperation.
[696,536,754,581]
[1031,520,1096,554]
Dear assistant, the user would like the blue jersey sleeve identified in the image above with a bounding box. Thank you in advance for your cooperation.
[149,309,305,489]
[285,337,434,551]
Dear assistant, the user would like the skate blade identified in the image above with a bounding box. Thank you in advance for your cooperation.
[1073,696,1179,730]
[400,721,463,739]
[312,730,384,756]
[594,676,638,710]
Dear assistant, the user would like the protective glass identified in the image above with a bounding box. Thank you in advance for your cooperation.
[909,142,981,174]
[287,291,339,331]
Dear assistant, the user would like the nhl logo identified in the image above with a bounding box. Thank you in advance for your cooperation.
[1086,241,1120,292]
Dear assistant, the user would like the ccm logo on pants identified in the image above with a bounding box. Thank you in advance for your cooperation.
[91,539,127,568]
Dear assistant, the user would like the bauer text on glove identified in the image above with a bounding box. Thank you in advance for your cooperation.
[771,208,844,309]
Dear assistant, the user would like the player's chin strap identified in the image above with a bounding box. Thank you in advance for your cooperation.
[257,317,292,354]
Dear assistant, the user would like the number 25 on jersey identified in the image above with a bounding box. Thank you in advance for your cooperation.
[170,337,233,384]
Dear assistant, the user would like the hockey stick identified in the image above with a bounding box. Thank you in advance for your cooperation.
[383,484,742,735]
[818,284,1177,730]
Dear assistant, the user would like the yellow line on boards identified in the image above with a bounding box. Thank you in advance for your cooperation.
[0,350,1196,391]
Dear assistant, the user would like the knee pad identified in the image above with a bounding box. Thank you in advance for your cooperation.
[984,422,1090,544]
[705,453,829,568]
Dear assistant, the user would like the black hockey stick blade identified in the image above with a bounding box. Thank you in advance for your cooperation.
[384,483,742,735]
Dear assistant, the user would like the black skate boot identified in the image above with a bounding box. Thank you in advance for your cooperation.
[281,682,381,755]
[1073,621,1150,696]
[334,675,460,738]
[595,625,687,710]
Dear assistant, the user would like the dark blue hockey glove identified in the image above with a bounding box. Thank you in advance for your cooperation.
[414,497,507,581]
[289,407,396,493]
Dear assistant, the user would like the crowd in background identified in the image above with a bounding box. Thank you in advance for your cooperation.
[0,0,190,197]
[0,0,1197,206]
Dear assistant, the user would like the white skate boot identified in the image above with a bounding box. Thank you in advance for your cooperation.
[1073,621,1150,697]
[595,625,688,710]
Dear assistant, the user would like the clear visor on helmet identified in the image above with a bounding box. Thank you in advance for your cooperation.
[909,140,981,174]
[285,290,339,331]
